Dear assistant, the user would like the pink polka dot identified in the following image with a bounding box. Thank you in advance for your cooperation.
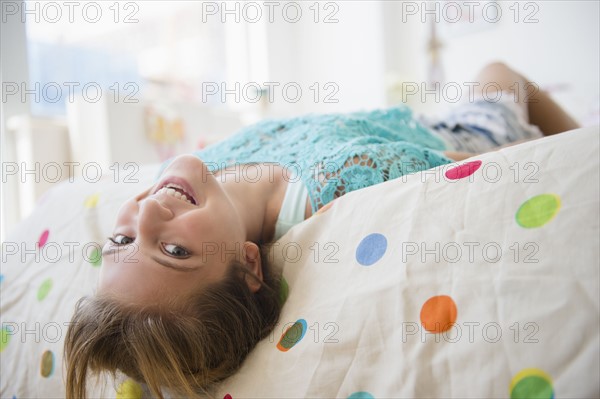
[223,395,233,399]
[445,160,482,180]
[38,230,50,248]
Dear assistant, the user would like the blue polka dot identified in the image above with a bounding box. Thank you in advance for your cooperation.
[0,274,4,284]
[355,233,387,266]
[277,319,308,352]
[348,392,374,399]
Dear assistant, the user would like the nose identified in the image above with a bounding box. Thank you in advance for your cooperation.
[137,197,175,236]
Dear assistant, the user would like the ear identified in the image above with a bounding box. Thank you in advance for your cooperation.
[242,242,264,293]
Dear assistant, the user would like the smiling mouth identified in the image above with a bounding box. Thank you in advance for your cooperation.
[156,183,197,205]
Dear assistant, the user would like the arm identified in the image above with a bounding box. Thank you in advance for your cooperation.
[443,151,478,161]
[443,138,538,161]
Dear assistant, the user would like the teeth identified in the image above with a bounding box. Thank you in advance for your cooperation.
[157,186,193,204]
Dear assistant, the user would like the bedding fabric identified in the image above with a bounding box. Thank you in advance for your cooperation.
[1,126,599,398]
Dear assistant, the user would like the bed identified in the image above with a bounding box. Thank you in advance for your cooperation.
[1,125,599,398]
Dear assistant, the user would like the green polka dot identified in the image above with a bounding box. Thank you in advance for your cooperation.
[516,194,561,228]
[511,375,553,399]
[510,368,554,399]
[37,278,53,301]
[277,319,307,352]
[279,277,289,305]
[40,350,55,377]
[1,326,11,352]
[89,247,102,267]
[116,379,143,399]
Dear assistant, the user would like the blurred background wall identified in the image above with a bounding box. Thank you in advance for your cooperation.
[2,0,599,236]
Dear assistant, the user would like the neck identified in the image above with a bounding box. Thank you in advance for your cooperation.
[215,164,286,245]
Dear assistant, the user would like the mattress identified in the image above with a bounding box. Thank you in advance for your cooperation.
[1,126,599,398]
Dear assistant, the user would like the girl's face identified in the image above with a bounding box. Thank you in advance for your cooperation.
[98,155,257,305]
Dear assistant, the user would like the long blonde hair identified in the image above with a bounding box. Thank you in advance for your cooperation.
[64,251,282,398]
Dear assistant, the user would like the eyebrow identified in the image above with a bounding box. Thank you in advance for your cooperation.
[102,246,196,272]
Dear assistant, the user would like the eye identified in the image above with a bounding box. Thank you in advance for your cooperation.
[108,235,134,245]
[162,243,190,258]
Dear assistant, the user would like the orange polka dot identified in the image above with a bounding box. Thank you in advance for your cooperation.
[420,295,457,333]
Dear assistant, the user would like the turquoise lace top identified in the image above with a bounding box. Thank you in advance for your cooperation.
[193,105,452,213]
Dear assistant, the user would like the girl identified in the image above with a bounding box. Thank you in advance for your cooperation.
[64,62,578,398]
